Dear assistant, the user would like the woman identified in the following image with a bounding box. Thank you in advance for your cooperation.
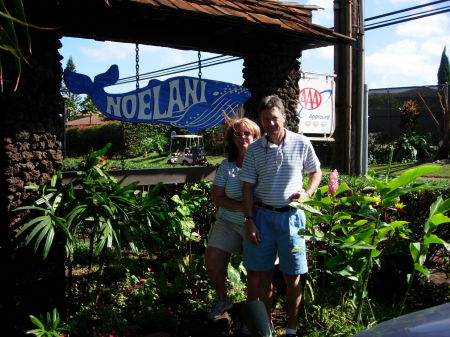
[205,117,261,320]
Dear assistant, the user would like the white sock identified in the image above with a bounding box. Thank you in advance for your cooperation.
[286,328,297,335]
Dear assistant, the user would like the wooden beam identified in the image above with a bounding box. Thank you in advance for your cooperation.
[62,166,218,186]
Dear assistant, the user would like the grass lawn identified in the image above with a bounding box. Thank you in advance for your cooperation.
[369,161,450,179]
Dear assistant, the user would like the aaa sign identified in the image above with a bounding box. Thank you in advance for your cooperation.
[297,77,335,135]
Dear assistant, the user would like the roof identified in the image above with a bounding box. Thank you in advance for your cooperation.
[66,114,117,128]
[31,0,352,57]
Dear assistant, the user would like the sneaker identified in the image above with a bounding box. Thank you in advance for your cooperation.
[207,299,233,319]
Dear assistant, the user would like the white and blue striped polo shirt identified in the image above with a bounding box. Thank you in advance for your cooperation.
[240,129,320,206]
[213,158,245,225]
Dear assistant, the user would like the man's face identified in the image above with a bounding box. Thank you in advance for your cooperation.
[259,106,285,138]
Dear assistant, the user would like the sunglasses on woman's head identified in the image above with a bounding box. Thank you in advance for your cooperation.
[233,131,252,137]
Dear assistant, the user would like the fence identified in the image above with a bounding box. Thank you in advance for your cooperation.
[368,85,443,139]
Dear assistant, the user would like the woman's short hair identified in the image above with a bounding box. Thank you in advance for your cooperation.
[224,117,261,162]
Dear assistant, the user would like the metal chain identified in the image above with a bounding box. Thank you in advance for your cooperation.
[135,43,140,89]
[197,50,202,79]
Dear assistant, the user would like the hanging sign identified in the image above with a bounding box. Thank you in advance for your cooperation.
[297,76,335,134]
[64,65,251,133]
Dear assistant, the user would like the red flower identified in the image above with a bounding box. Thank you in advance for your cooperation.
[328,169,339,195]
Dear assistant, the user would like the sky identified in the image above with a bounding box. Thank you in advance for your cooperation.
[59,0,450,94]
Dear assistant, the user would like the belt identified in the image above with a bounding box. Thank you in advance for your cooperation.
[259,203,292,213]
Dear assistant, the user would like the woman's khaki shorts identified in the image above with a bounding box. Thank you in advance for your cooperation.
[207,217,245,254]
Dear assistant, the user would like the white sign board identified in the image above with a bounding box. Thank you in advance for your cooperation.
[297,76,335,134]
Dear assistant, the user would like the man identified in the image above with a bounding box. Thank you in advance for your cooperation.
[240,95,322,337]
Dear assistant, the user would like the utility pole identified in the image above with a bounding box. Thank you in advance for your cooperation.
[333,0,364,175]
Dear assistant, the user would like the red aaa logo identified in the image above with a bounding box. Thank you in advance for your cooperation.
[298,88,322,110]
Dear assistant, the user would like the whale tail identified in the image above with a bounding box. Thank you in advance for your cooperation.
[63,65,119,95]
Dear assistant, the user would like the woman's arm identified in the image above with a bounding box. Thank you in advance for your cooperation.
[211,184,244,211]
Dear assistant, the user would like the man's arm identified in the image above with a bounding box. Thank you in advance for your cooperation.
[305,169,322,197]
[290,169,322,201]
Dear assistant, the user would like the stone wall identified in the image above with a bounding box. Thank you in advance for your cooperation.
[0,29,65,335]
[1,31,63,226]
[242,48,302,130]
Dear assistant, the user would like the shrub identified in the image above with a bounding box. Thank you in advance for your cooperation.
[66,123,124,157]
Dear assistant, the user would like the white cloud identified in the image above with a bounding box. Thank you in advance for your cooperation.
[396,12,450,38]
[80,41,160,63]
[80,41,134,62]
[302,46,334,61]
[305,0,333,26]
[365,39,439,87]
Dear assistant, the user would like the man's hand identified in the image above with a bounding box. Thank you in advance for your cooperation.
[290,189,311,202]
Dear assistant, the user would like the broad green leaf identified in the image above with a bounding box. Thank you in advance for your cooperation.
[413,263,430,277]
[371,249,381,258]
[436,198,450,214]
[424,234,450,250]
[358,204,380,221]
[289,201,322,215]
[340,240,376,250]
[340,195,380,204]
[334,181,351,196]
[409,242,421,263]
[332,211,353,221]
[29,315,45,329]
[428,213,450,230]
[388,165,441,190]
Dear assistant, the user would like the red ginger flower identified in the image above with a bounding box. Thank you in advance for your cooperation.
[328,169,339,195]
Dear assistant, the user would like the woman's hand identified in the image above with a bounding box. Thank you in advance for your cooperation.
[245,219,260,244]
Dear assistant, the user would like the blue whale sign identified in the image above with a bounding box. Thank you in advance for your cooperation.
[63,65,251,133]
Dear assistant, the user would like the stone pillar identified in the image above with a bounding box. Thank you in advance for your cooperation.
[242,48,302,131]
[0,28,65,335]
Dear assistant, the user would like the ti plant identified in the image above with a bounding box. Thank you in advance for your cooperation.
[291,165,449,324]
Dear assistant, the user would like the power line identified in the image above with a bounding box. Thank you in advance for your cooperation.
[366,5,450,31]
[366,0,449,21]
[116,54,241,86]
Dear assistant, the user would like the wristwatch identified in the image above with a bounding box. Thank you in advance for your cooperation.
[244,215,254,221]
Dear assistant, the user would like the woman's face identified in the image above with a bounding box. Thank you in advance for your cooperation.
[232,123,255,154]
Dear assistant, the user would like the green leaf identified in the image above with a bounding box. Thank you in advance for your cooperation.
[289,201,322,215]
[388,165,441,190]
[340,240,376,250]
[29,315,45,329]
[413,263,430,277]
[409,242,421,263]
[371,249,381,258]
[334,181,351,196]
[424,234,450,250]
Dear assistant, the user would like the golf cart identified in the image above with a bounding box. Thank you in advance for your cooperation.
[168,134,207,165]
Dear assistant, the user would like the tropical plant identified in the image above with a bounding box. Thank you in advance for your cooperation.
[399,99,421,134]
[391,133,432,163]
[15,143,167,296]
[26,308,67,337]
[291,163,449,324]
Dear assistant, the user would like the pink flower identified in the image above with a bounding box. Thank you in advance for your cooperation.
[140,278,147,282]
[328,169,339,195]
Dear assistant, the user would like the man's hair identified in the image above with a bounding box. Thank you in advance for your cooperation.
[258,95,285,115]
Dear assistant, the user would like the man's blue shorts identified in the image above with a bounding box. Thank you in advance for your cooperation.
[243,206,308,275]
